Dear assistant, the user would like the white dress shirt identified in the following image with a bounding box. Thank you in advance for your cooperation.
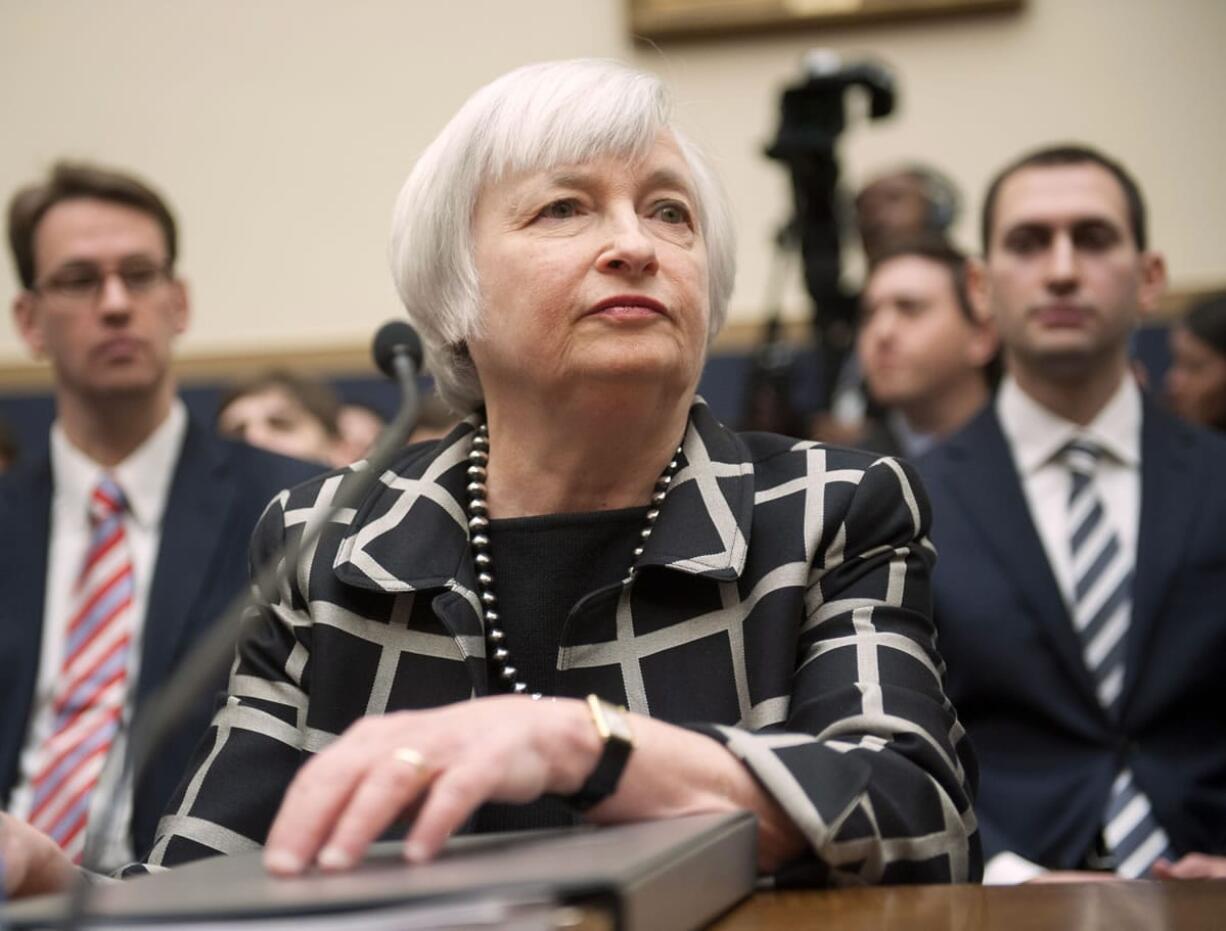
[9,400,187,870]
[997,375,1140,610]
[983,375,1142,884]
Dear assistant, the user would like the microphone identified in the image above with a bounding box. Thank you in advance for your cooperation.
[372,320,424,381]
[65,321,426,926]
[359,320,423,473]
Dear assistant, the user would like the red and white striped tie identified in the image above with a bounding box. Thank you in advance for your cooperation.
[27,476,134,863]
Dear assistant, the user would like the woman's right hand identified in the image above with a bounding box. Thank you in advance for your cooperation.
[0,812,78,899]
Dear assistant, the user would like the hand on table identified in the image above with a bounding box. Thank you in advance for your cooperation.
[262,695,602,876]
[1026,853,1226,883]
[1151,854,1226,880]
[0,812,78,899]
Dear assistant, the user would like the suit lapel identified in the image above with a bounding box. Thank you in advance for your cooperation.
[1125,402,1197,708]
[137,420,234,704]
[0,456,54,799]
[933,409,1103,710]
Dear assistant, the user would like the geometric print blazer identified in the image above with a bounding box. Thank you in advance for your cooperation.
[142,401,980,886]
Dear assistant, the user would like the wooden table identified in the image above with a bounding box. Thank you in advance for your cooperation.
[712,881,1224,930]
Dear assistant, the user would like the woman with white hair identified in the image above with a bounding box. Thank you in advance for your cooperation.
[2,59,977,894]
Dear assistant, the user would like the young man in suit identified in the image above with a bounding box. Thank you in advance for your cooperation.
[0,163,320,869]
[916,145,1226,882]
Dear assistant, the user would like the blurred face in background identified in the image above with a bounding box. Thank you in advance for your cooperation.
[336,403,384,459]
[1165,323,1226,430]
[218,386,340,465]
[856,173,933,264]
[858,254,996,413]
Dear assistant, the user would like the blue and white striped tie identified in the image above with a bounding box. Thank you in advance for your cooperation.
[1064,438,1174,878]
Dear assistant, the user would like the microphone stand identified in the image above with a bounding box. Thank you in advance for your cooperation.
[59,339,421,930]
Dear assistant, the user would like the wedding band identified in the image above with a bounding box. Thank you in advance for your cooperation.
[392,747,427,772]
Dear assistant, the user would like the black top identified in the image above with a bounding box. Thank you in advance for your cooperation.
[473,506,647,833]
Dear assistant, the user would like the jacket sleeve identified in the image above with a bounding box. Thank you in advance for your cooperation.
[135,480,319,870]
[687,455,981,886]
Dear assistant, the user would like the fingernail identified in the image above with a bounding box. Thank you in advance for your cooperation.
[405,841,427,864]
[264,849,304,874]
[318,846,354,871]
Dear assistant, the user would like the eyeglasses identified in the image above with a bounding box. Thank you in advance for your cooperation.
[32,259,173,305]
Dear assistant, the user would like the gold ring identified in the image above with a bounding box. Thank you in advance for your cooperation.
[392,747,427,772]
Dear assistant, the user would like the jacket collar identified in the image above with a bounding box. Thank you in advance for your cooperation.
[333,400,755,594]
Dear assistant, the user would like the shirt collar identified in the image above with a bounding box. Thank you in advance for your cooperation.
[886,410,937,459]
[997,374,1141,475]
[51,399,188,528]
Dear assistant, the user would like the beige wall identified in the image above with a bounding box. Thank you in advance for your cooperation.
[2,0,1223,374]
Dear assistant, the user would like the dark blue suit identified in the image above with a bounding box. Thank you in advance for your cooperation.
[916,400,1226,867]
[0,416,320,858]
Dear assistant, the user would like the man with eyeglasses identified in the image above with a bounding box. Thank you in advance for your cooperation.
[0,162,320,870]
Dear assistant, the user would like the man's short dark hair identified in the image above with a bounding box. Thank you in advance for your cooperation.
[866,235,1002,384]
[7,161,178,289]
[216,370,342,438]
[980,144,1147,254]
[868,235,976,322]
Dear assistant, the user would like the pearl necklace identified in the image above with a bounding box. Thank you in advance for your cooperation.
[465,420,683,696]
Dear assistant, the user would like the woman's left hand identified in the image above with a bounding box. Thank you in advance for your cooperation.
[263,696,600,875]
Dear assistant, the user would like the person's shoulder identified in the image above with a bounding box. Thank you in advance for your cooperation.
[0,446,50,500]
[1141,403,1226,491]
[178,414,317,483]
[1144,400,1226,457]
[735,427,914,484]
[273,434,447,512]
[1194,424,1226,460]
[914,404,1002,474]
[209,433,326,487]
[730,429,933,544]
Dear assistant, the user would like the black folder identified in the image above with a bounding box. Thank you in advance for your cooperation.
[3,811,757,930]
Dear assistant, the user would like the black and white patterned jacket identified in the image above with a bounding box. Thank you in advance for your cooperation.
[145,402,980,885]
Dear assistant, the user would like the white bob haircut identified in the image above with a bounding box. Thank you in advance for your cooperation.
[388,58,737,411]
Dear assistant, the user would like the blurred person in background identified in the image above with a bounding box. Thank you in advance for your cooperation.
[336,401,386,460]
[814,164,964,446]
[854,164,961,265]
[1165,291,1226,432]
[216,370,347,467]
[856,237,999,459]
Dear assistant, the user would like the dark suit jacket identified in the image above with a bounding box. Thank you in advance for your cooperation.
[0,415,320,858]
[916,400,1226,868]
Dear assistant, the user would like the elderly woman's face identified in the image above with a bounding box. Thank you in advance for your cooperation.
[468,132,710,404]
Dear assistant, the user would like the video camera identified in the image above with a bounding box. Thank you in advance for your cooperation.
[754,52,896,419]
